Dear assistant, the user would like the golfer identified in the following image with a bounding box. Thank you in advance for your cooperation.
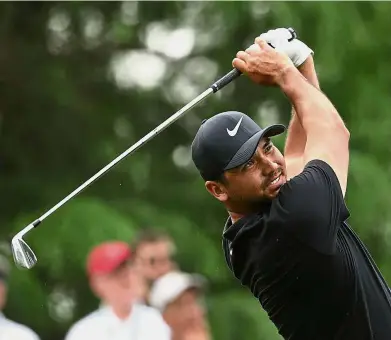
[191,28,391,339]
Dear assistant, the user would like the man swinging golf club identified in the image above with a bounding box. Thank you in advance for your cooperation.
[191,28,391,339]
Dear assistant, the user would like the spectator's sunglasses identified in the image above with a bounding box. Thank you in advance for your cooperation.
[145,254,175,266]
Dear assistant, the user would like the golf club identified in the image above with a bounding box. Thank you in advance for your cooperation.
[11,28,297,270]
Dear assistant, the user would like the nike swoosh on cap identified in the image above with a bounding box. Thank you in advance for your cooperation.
[227,116,243,137]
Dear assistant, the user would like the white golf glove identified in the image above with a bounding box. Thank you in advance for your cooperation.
[259,28,314,67]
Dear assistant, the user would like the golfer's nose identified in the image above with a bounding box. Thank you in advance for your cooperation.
[262,158,279,176]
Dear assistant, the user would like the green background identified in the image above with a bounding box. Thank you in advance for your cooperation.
[1,2,391,339]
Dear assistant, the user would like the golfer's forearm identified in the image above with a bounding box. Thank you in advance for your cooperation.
[284,113,304,156]
[283,58,321,178]
[280,66,349,195]
[284,57,319,157]
[279,67,347,136]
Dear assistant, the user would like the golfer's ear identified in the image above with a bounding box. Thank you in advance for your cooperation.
[205,181,228,202]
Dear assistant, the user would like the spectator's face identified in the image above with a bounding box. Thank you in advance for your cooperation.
[91,262,139,308]
[135,240,175,281]
[163,288,207,333]
[0,281,7,310]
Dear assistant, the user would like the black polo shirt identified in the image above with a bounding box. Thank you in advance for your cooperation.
[222,160,391,340]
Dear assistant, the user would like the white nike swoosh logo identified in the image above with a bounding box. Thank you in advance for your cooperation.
[227,117,243,137]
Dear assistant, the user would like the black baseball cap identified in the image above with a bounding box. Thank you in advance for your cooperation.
[191,111,286,181]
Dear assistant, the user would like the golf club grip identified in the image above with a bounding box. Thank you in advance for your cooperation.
[210,68,242,93]
[32,219,41,228]
[209,28,297,94]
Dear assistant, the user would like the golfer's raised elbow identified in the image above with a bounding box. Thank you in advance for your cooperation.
[328,101,349,132]
[313,118,350,143]
[306,99,349,136]
[340,123,350,140]
[327,115,350,140]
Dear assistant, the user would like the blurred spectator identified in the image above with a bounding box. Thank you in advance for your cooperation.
[149,271,211,340]
[0,254,40,340]
[65,241,171,340]
[132,229,177,282]
[132,229,178,303]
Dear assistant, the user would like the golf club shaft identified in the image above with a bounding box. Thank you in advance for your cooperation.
[25,28,298,227]
[32,69,241,226]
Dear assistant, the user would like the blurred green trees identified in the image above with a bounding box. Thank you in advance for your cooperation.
[1,2,391,339]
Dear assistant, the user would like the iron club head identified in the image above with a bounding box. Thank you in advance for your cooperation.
[11,224,37,269]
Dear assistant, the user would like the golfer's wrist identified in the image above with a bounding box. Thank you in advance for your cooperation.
[276,65,301,90]
[297,56,320,90]
[277,66,312,104]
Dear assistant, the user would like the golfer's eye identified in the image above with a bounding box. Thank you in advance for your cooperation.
[244,159,255,168]
[264,143,273,153]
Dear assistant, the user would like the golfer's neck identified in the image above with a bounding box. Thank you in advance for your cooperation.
[228,201,271,223]
[229,211,244,224]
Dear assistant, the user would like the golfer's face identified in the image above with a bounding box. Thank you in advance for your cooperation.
[224,138,286,202]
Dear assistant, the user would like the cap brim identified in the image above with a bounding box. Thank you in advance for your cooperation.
[150,273,207,311]
[224,124,286,171]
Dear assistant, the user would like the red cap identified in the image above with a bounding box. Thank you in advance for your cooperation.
[86,241,132,276]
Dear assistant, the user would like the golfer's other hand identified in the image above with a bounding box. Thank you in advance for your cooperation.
[259,28,314,67]
[233,38,295,86]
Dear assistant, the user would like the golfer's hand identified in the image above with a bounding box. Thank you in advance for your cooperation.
[233,38,295,86]
[259,28,314,67]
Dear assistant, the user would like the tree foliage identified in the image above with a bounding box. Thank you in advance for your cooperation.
[1,2,391,339]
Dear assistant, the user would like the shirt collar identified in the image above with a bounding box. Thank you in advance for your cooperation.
[100,304,138,324]
[223,202,272,242]
[223,214,252,242]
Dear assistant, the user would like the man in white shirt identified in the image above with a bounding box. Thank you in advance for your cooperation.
[0,255,40,340]
[65,241,171,340]
[149,271,211,340]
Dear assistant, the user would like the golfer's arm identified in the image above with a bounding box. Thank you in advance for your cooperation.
[279,67,350,196]
[284,56,320,179]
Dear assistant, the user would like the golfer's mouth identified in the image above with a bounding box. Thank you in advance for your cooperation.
[268,173,283,190]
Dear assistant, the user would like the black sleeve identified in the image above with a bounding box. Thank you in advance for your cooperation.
[270,159,350,254]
